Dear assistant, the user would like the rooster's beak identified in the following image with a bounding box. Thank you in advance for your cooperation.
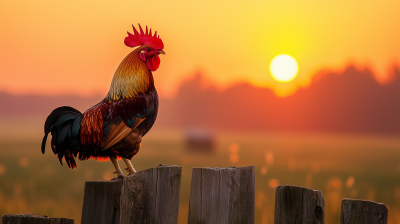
[158,50,166,55]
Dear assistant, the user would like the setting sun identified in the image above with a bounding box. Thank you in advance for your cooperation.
[269,55,299,83]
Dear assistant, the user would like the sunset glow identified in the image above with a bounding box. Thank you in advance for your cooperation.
[1,1,400,97]
[270,55,298,82]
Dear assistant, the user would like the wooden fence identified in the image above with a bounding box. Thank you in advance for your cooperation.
[1,165,389,224]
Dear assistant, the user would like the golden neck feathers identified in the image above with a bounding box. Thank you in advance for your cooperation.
[104,45,154,102]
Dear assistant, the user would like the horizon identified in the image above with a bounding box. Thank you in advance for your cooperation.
[1,63,399,99]
[2,66,399,135]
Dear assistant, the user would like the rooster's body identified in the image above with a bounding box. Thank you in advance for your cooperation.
[41,25,165,178]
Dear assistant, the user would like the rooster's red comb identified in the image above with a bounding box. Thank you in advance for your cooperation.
[124,24,164,50]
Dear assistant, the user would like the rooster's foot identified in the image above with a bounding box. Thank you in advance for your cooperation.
[122,158,137,175]
[111,171,126,180]
[124,167,136,175]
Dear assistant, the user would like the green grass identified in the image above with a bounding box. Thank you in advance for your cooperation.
[0,130,400,224]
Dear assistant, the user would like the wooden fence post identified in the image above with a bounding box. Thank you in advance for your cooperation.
[274,185,325,224]
[1,214,74,224]
[81,165,182,224]
[340,199,388,224]
[187,166,255,224]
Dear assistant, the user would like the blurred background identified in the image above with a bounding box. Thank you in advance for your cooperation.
[1,0,400,223]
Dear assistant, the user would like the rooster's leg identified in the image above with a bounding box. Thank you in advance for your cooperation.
[110,156,125,179]
[122,158,136,175]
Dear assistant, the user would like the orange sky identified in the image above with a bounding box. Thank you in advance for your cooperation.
[1,0,400,97]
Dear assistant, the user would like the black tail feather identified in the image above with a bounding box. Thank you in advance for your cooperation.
[57,153,63,166]
[42,106,83,169]
[44,106,81,133]
[41,132,49,154]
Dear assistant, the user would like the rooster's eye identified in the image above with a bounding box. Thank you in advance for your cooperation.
[147,48,151,52]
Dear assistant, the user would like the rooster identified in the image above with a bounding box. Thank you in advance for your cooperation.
[41,24,165,179]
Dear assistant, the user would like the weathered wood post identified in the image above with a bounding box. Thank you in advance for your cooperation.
[274,185,324,224]
[187,166,255,224]
[81,165,182,224]
[340,199,388,224]
[1,214,74,224]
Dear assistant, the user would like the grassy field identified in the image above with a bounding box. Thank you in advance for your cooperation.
[0,129,400,224]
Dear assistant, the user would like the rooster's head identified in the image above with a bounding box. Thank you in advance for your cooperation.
[124,24,165,71]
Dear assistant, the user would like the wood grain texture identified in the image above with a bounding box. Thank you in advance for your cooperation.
[81,179,123,224]
[187,166,255,224]
[80,165,181,224]
[274,185,324,224]
[1,214,74,224]
[120,165,182,224]
[340,199,388,224]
